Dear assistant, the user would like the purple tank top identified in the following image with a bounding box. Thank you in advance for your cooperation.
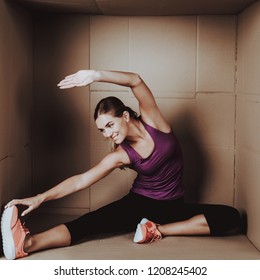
[120,120,184,200]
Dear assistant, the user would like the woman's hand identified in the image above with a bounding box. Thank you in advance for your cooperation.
[57,70,98,89]
[5,194,45,216]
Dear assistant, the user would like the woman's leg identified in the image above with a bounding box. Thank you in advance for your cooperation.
[156,204,241,237]
[3,192,148,258]
[24,224,71,254]
[158,214,210,236]
[134,202,241,243]
[23,193,139,254]
[62,192,145,245]
[1,206,72,259]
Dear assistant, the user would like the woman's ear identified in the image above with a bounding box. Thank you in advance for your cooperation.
[123,111,130,122]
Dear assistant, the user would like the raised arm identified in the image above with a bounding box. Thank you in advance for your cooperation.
[58,70,171,132]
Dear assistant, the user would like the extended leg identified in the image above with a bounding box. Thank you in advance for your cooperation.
[24,224,71,254]
[1,206,71,259]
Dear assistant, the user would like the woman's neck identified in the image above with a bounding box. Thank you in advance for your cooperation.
[125,119,147,143]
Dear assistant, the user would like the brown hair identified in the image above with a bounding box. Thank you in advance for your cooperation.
[94,96,139,121]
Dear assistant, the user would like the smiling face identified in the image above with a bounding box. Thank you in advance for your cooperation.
[95,112,129,144]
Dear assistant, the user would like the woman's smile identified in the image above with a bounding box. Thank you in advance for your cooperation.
[96,113,129,144]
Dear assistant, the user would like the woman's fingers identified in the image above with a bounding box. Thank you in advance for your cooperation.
[21,206,34,217]
[57,78,75,88]
[57,70,95,89]
[58,83,75,89]
[57,73,76,86]
[5,198,37,216]
[5,199,28,208]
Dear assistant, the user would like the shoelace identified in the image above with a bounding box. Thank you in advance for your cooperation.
[17,219,30,235]
[145,223,162,243]
[22,223,30,235]
[148,232,162,243]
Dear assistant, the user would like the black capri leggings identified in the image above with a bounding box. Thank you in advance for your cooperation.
[65,191,241,245]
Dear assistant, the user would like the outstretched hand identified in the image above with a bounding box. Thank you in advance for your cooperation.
[5,194,44,216]
[57,70,97,89]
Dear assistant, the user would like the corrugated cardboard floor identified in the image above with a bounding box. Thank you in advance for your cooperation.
[1,213,259,260]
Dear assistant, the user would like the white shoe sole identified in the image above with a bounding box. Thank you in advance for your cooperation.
[133,218,148,243]
[1,206,16,260]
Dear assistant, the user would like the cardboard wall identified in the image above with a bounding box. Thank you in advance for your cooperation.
[0,1,33,209]
[33,14,91,216]
[236,1,260,250]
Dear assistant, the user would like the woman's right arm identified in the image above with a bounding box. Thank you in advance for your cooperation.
[5,149,127,216]
[58,70,171,132]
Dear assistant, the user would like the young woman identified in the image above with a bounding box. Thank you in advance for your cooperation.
[1,70,241,260]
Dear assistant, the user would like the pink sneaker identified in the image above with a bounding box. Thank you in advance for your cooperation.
[1,206,30,260]
[134,218,162,243]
